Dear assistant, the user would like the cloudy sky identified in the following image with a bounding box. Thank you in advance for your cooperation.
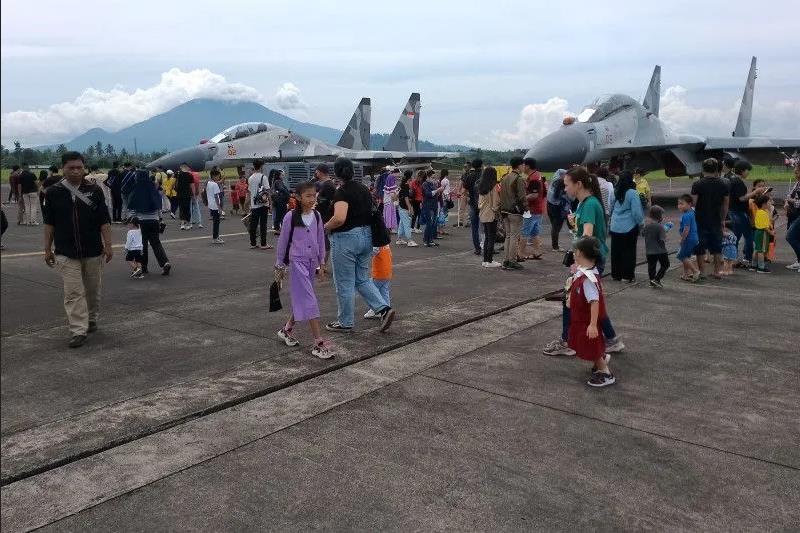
[2,0,798,149]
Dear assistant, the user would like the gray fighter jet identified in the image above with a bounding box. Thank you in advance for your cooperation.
[148,93,457,171]
[525,57,800,175]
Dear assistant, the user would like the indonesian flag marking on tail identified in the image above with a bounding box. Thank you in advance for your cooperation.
[406,112,415,118]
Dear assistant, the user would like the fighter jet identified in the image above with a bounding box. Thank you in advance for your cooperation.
[525,58,800,175]
[148,93,457,171]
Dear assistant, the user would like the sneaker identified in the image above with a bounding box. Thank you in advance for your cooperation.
[653,279,664,289]
[474,249,482,255]
[88,321,98,333]
[133,272,145,279]
[587,372,616,388]
[250,245,258,249]
[786,262,800,271]
[198,224,204,229]
[260,244,273,249]
[180,225,188,230]
[756,267,771,274]
[169,212,176,220]
[407,240,419,247]
[363,309,379,319]
[396,239,407,245]
[312,342,335,359]
[482,261,501,268]
[378,307,395,332]
[326,321,353,332]
[591,353,611,373]
[542,338,576,356]
[277,328,300,347]
[161,263,171,276]
[649,279,660,288]
[605,336,625,353]
[130,267,142,278]
[212,238,225,244]
[68,335,87,348]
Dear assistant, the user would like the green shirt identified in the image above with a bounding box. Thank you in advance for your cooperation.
[575,195,608,257]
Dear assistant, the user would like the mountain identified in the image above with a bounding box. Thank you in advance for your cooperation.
[52,98,467,154]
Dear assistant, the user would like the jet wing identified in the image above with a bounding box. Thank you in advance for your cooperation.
[703,137,800,151]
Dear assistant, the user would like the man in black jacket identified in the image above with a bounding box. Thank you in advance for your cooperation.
[461,159,483,255]
[43,152,113,348]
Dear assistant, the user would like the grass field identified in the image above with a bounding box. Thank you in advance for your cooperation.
[2,165,795,185]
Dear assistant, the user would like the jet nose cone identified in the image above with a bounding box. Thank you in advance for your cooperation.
[147,145,214,172]
[525,126,589,172]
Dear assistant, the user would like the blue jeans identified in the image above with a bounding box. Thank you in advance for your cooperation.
[397,208,412,240]
[787,216,800,262]
[330,227,390,327]
[190,197,203,225]
[729,210,753,262]
[469,206,481,252]
[374,280,391,306]
[423,205,438,244]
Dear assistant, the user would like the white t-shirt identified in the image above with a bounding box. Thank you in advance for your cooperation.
[301,212,314,227]
[441,177,451,199]
[248,172,269,209]
[598,178,614,215]
[125,229,143,251]
[206,180,221,210]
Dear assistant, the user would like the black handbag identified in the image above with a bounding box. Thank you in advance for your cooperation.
[562,250,575,267]
[159,221,166,234]
[268,281,283,312]
[370,205,391,247]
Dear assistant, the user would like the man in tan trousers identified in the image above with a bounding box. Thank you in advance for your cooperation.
[499,157,527,271]
[43,152,113,348]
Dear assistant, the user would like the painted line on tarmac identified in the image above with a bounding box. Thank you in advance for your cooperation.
[0,232,251,258]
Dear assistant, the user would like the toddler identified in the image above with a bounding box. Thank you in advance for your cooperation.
[752,195,775,274]
[677,194,700,282]
[364,245,393,319]
[721,219,737,275]
[125,217,144,279]
[641,205,671,288]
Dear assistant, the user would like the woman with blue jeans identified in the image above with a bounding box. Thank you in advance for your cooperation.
[324,158,396,332]
[396,174,418,247]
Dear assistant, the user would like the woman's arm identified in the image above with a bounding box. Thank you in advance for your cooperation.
[582,222,594,237]
[630,189,644,225]
[324,201,348,231]
[587,300,599,339]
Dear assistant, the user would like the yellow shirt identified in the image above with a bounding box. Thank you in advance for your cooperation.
[754,209,770,230]
[162,176,177,197]
[635,178,650,197]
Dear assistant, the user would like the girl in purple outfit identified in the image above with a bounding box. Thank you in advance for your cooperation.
[383,170,399,230]
[274,182,333,359]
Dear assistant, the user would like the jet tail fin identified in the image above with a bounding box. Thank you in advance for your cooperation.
[642,65,661,116]
[337,97,371,150]
[384,93,420,152]
[733,57,757,137]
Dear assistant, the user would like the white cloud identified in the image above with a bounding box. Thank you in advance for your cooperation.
[273,82,307,111]
[1,68,263,145]
[491,97,575,149]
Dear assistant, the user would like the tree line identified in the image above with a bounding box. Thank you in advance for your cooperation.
[0,140,168,169]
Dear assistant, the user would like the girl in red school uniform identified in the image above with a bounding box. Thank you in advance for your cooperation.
[567,236,616,388]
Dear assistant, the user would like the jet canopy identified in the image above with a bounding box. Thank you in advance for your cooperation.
[576,94,638,123]
[209,122,271,143]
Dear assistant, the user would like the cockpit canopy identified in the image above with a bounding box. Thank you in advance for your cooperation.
[576,94,638,123]
[209,122,271,143]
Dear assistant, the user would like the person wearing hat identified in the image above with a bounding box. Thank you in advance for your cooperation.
[162,169,178,219]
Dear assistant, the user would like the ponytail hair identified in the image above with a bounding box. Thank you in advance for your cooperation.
[566,165,602,203]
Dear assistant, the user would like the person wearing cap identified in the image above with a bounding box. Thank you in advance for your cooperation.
[162,169,178,219]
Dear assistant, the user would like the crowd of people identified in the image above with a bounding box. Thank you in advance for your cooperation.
[13,149,800,384]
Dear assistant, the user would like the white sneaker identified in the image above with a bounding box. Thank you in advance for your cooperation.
[396,239,407,245]
[605,336,625,353]
[212,238,225,244]
[412,228,422,234]
[488,261,502,268]
[198,224,204,229]
[786,262,800,271]
[312,343,334,359]
[277,328,299,347]
[363,309,379,319]
[407,240,419,247]
[481,262,489,267]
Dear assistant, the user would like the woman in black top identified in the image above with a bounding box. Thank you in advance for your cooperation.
[323,158,395,332]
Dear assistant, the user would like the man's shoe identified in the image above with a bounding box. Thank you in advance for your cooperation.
[786,262,800,271]
[396,239,407,245]
[88,321,97,333]
[212,238,225,244]
[69,335,87,348]
[326,321,353,332]
[363,309,379,319]
[407,240,419,247]
[542,339,575,356]
[756,267,771,274]
[605,336,625,353]
[379,307,395,332]
[162,263,171,276]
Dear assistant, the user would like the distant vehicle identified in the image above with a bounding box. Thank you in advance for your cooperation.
[525,58,800,175]
[147,94,457,172]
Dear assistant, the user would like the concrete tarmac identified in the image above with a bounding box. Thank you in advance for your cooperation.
[1,200,798,531]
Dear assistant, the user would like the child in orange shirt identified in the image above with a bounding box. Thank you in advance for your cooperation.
[364,245,393,319]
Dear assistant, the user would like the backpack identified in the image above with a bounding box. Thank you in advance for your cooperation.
[253,174,270,206]
[370,202,391,247]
